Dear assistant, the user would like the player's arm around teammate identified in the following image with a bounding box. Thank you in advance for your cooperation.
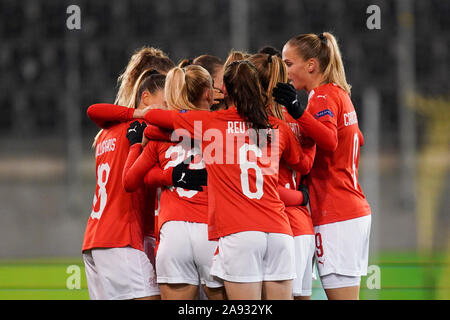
[273,32,372,300]
[82,47,176,301]
[82,74,163,300]
[137,65,226,300]
[145,61,309,300]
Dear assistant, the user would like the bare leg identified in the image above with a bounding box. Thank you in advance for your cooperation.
[203,285,227,300]
[159,284,199,300]
[294,295,311,300]
[325,286,360,300]
[262,280,293,300]
[224,281,262,300]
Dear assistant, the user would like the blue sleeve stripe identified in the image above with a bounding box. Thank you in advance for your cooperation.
[314,109,334,119]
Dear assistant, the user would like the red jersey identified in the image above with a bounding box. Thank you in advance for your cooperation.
[86,104,159,238]
[145,107,311,240]
[82,121,154,252]
[123,139,209,237]
[278,110,315,236]
[299,83,371,226]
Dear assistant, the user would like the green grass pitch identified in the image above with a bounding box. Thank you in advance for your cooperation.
[0,252,448,300]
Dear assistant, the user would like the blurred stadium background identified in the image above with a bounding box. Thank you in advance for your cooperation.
[0,0,448,300]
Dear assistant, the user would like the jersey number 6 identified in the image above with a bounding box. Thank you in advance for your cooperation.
[239,143,264,200]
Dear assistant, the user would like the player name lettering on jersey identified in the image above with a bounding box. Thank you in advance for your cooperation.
[95,138,116,157]
[227,121,250,134]
[344,111,358,127]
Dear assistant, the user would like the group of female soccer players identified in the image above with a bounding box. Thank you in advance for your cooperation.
[81,32,372,301]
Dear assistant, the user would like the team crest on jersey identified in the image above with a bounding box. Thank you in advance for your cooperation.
[314,109,334,119]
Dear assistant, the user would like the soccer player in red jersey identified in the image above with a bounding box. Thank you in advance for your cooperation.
[82,71,167,300]
[123,65,226,300]
[83,47,204,300]
[249,52,317,299]
[143,60,312,300]
[273,32,372,300]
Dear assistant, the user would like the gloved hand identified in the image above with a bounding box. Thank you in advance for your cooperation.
[126,121,147,145]
[272,82,306,119]
[298,184,310,206]
[172,156,208,191]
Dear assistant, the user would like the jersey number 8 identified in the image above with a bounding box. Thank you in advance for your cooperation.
[90,162,110,220]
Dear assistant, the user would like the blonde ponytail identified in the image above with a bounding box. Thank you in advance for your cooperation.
[321,32,351,94]
[115,47,172,107]
[287,32,351,95]
[224,50,249,67]
[165,65,212,111]
[92,66,150,148]
[267,55,288,119]
[92,47,174,148]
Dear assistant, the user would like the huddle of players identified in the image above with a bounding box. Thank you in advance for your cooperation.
[82,32,371,301]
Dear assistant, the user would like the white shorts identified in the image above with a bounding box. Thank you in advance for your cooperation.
[210,231,296,283]
[83,246,159,300]
[156,221,223,288]
[314,215,371,278]
[320,273,361,290]
[143,236,159,294]
[292,234,315,297]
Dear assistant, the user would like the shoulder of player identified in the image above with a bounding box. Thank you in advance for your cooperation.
[309,83,342,103]
[177,108,212,116]
[269,116,291,133]
[96,121,129,140]
[213,107,238,119]
[174,109,215,126]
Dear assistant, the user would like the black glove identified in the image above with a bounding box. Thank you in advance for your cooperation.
[172,156,208,191]
[298,184,310,206]
[272,82,306,119]
[126,121,147,145]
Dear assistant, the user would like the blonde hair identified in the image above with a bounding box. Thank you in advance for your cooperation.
[115,47,174,107]
[248,53,288,120]
[224,50,249,68]
[287,32,351,94]
[165,65,212,111]
[92,47,174,147]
